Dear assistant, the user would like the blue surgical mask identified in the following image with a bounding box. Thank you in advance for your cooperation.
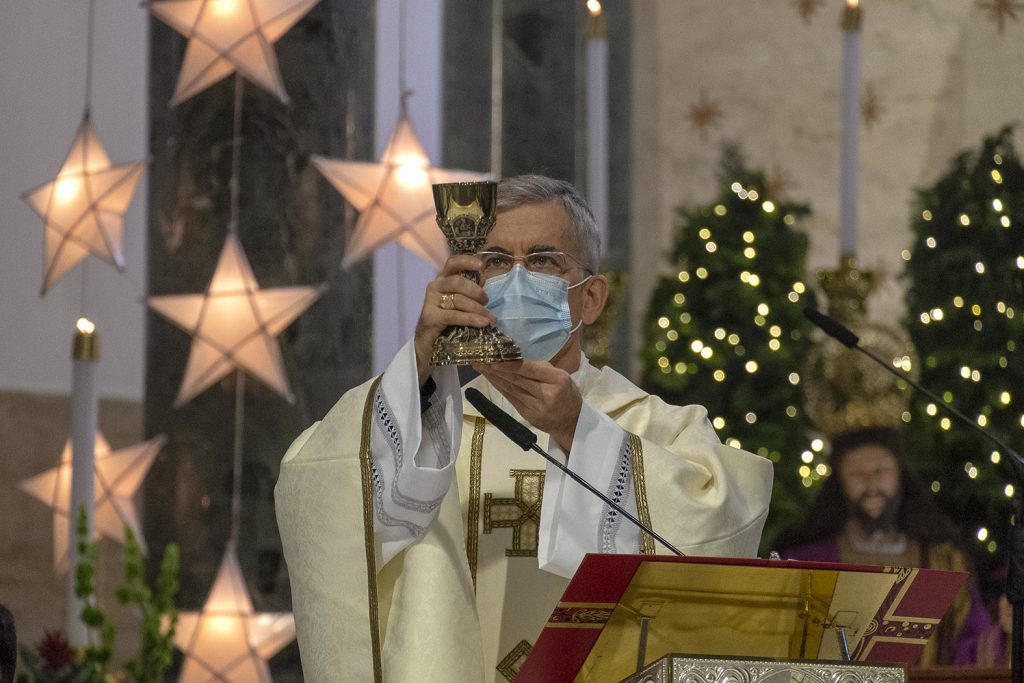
[483,265,590,361]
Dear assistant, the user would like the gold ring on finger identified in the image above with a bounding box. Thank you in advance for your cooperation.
[439,293,456,310]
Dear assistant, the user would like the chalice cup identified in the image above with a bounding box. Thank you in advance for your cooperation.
[430,181,522,366]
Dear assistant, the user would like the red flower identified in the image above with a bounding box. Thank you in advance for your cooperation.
[36,630,75,670]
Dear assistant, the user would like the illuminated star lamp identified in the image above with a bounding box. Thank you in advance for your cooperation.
[148,232,325,407]
[312,112,489,270]
[175,546,295,683]
[20,116,146,295]
[18,433,166,573]
[149,0,321,105]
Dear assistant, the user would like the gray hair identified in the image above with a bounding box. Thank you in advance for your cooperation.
[496,174,600,274]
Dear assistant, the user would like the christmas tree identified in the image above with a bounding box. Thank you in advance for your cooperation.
[904,126,1024,581]
[641,147,819,550]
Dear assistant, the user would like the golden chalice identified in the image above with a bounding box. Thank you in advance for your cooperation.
[429,181,522,366]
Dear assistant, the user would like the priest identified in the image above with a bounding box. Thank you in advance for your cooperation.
[275,174,774,682]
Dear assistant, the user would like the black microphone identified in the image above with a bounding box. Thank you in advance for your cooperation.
[802,306,1024,472]
[464,387,684,556]
[466,387,538,450]
[803,305,859,348]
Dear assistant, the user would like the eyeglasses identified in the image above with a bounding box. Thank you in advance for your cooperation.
[478,251,588,278]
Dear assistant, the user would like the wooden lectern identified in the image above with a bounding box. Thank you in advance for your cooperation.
[517,554,970,682]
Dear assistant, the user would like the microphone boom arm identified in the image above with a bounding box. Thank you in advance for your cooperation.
[803,306,1024,477]
[855,343,1024,477]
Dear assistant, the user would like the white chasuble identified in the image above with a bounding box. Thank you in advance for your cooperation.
[276,341,774,683]
[461,418,571,680]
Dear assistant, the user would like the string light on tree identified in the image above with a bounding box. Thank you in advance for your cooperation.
[904,127,1024,571]
[641,146,817,551]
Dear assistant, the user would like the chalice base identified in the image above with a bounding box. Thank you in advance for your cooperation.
[430,325,523,366]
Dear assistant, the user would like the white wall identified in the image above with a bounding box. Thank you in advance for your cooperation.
[630,0,1024,377]
[372,0,444,373]
[0,0,149,400]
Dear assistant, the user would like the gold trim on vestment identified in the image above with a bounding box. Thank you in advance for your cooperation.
[628,433,655,554]
[359,377,384,683]
[483,469,545,557]
[467,416,487,590]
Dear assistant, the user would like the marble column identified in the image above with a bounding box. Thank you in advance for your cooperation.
[145,3,375,679]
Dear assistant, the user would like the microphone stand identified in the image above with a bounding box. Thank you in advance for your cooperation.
[464,388,684,557]
[805,307,1024,679]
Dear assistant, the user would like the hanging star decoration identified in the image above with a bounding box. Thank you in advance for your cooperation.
[149,0,321,105]
[312,111,489,270]
[862,83,884,129]
[175,546,295,682]
[148,232,325,407]
[21,116,146,295]
[977,0,1023,34]
[793,0,825,23]
[688,90,723,142]
[18,432,165,573]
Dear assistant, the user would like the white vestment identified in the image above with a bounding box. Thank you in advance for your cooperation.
[275,341,773,682]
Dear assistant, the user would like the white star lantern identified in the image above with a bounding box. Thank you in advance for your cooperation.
[21,116,146,295]
[150,0,321,105]
[18,433,165,573]
[148,233,325,407]
[313,112,489,270]
[175,547,295,682]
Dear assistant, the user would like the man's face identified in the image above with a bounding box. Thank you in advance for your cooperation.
[483,200,590,306]
[838,444,902,531]
[481,200,601,370]
[484,201,585,277]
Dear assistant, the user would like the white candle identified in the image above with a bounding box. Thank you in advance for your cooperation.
[68,317,98,645]
[585,0,609,255]
[839,0,861,258]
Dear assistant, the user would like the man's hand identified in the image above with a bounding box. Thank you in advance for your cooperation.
[414,255,497,387]
[473,360,583,454]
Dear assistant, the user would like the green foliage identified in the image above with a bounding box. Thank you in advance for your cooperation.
[903,126,1024,581]
[641,146,819,551]
[73,509,115,683]
[16,507,179,683]
[116,528,179,682]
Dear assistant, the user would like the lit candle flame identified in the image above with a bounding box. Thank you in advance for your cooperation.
[587,0,602,17]
[847,0,859,7]
[76,318,95,334]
